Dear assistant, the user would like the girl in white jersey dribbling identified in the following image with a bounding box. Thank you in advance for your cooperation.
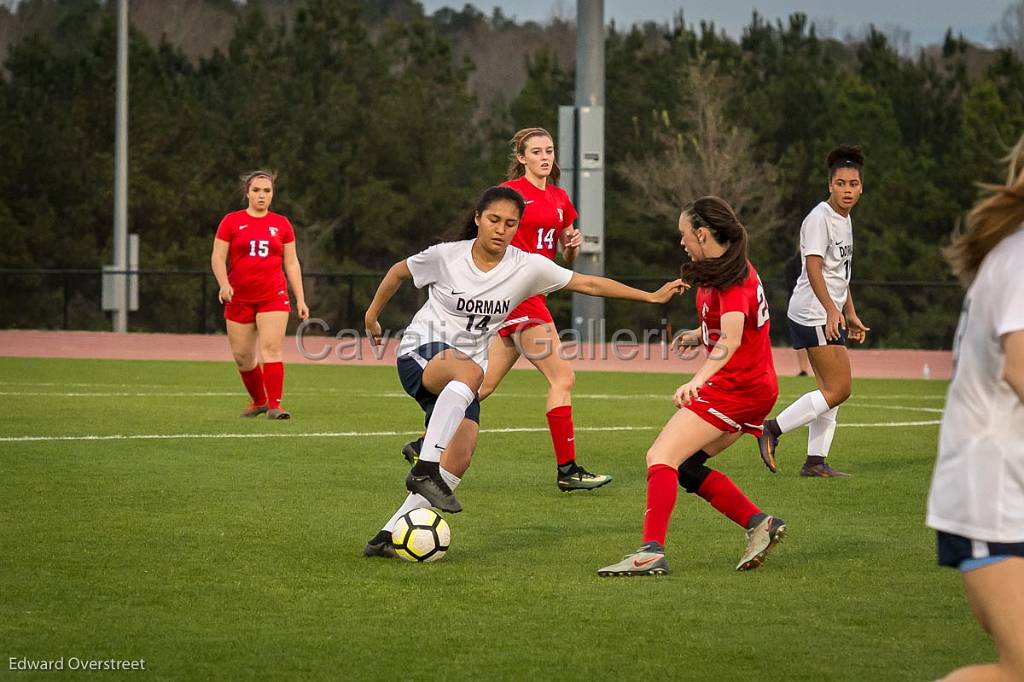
[927,133,1024,682]
[362,186,685,557]
[757,145,870,478]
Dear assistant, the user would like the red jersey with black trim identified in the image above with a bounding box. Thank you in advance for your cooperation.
[215,210,295,303]
[501,176,578,261]
[696,261,778,396]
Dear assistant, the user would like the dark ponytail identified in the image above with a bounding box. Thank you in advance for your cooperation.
[449,185,527,241]
[827,144,865,181]
[679,196,750,289]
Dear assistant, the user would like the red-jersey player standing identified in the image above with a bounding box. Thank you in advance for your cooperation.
[490,127,611,491]
[211,170,309,419]
[599,196,786,577]
[402,127,611,491]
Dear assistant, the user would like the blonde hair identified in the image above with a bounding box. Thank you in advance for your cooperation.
[239,169,277,202]
[506,127,561,185]
[945,133,1024,286]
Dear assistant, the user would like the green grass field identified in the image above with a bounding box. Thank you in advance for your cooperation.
[0,357,986,680]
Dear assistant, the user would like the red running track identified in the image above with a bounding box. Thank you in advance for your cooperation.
[0,330,951,380]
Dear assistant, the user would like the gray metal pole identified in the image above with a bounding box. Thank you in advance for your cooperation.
[571,0,605,342]
[112,0,129,332]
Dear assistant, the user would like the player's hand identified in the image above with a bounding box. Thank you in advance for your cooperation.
[218,286,234,304]
[670,329,701,355]
[846,313,870,344]
[296,301,310,321]
[560,228,583,249]
[365,317,383,347]
[649,279,690,304]
[673,379,703,408]
[825,305,844,341]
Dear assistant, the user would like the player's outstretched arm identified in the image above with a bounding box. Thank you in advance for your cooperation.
[563,273,688,303]
[365,260,412,345]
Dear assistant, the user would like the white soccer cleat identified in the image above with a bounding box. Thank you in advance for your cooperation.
[736,514,786,571]
[597,543,670,577]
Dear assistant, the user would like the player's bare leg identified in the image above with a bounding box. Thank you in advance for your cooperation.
[256,310,290,418]
[401,335,518,465]
[520,323,611,491]
[226,319,266,416]
[941,558,1024,681]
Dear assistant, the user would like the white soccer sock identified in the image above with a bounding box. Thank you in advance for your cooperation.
[383,493,431,532]
[439,467,461,490]
[807,406,839,458]
[381,469,462,533]
[775,390,831,434]
[419,381,476,463]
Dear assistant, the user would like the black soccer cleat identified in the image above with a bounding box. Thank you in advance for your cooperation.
[402,437,423,466]
[557,463,613,492]
[363,530,397,559]
[405,462,462,513]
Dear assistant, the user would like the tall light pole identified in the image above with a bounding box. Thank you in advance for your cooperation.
[112,0,129,332]
[570,0,605,342]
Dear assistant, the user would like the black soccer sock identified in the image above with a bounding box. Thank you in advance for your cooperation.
[557,460,579,476]
[746,511,769,530]
[369,529,391,545]
[805,455,826,467]
[765,418,782,439]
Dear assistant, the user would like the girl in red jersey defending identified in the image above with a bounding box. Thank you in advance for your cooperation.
[598,196,786,576]
[211,170,309,419]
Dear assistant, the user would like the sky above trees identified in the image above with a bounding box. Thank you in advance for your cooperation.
[420,0,1012,47]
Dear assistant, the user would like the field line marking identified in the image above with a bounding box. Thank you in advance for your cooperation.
[0,420,941,443]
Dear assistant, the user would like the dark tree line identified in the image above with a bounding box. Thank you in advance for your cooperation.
[1,0,1022,347]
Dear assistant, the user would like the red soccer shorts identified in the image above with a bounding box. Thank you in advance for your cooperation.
[684,380,779,436]
[224,298,291,324]
[498,295,554,337]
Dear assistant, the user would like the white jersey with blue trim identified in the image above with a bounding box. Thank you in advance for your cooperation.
[397,240,573,371]
[787,201,854,326]
[927,225,1024,543]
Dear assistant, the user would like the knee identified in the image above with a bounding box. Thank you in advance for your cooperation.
[822,384,851,406]
[232,351,256,369]
[260,341,283,362]
[457,365,484,391]
[548,366,575,393]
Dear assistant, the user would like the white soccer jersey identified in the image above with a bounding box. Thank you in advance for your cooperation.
[787,201,854,326]
[927,225,1024,543]
[397,240,574,370]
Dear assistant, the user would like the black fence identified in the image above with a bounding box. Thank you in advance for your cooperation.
[0,268,963,350]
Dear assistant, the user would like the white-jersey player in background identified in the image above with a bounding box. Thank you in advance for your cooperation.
[927,133,1024,682]
[362,185,685,557]
[757,145,870,478]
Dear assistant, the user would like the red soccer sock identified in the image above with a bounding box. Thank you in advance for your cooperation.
[697,470,761,528]
[239,366,267,405]
[546,405,576,466]
[641,464,679,546]
[263,361,284,409]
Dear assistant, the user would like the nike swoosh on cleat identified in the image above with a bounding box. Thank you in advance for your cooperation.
[633,556,659,568]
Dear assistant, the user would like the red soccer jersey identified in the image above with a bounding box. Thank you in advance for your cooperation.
[695,262,778,396]
[215,210,295,303]
[502,176,578,260]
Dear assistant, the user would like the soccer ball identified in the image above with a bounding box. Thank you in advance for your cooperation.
[391,508,451,562]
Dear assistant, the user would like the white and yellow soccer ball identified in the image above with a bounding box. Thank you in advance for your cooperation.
[391,508,451,562]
